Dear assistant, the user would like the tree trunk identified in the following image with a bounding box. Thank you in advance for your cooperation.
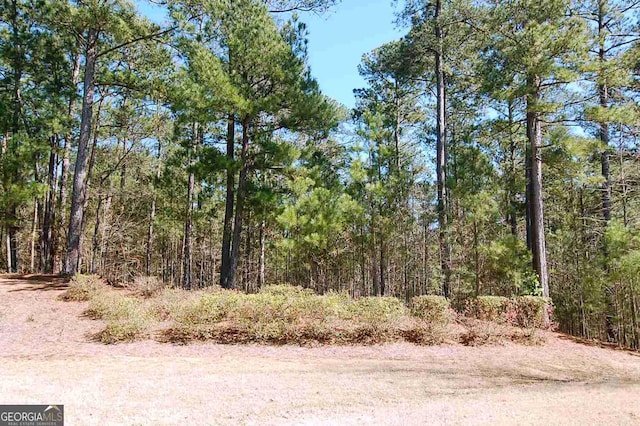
[90,196,103,274]
[435,0,451,298]
[596,0,616,342]
[30,200,38,272]
[5,226,11,273]
[0,135,10,273]
[508,102,518,237]
[258,218,266,288]
[6,205,18,273]
[146,138,162,276]
[183,122,198,290]
[220,113,235,288]
[394,79,401,170]
[598,0,612,227]
[56,54,82,273]
[6,0,22,273]
[78,96,103,272]
[41,136,57,272]
[145,195,156,276]
[228,119,250,290]
[379,241,386,297]
[64,28,98,275]
[474,219,480,297]
[526,80,549,298]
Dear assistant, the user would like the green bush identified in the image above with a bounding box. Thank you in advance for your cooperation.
[410,296,452,324]
[466,296,509,322]
[343,297,408,322]
[98,318,148,344]
[506,296,553,329]
[161,285,448,345]
[458,318,544,346]
[78,290,152,344]
[465,296,553,329]
[84,292,147,321]
[59,274,103,302]
[129,276,167,298]
[259,284,316,297]
[71,281,557,345]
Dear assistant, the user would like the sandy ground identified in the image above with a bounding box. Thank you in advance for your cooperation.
[1,275,640,425]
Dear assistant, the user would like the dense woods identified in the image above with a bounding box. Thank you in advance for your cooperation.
[1,0,640,348]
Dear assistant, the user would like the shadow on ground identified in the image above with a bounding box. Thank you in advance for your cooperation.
[557,333,640,356]
[0,274,70,292]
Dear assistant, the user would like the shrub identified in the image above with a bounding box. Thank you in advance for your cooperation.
[59,274,103,302]
[98,317,148,344]
[506,296,554,329]
[410,296,452,325]
[161,287,447,345]
[78,282,552,346]
[179,292,243,325]
[465,296,509,322]
[458,318,544,346]
[465,296,554,330]
[151,287,212,321]
[84,292,146,321]
[129,276,166,298]
[343,297,408,322]
[84,291,151,344]
[259,284,315,297]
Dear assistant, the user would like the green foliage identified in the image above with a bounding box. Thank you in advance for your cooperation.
[509,296,553,329]
[465,296,553,329]
[346,297,407,321]
[66,281,153,344]
[162,285,449,345]
[411,296,452,324]
[59,274,103,302]
[129,276,167,298]
[459,318,544,346]
[98,317,149,344]
[85,291,145,321]
[259,284,316,297]
[466,296,509,322]
[480,235,540,296]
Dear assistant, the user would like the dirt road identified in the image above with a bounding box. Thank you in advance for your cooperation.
[1,275,639,425]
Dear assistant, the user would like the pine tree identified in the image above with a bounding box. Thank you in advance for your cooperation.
[479,0,588,297]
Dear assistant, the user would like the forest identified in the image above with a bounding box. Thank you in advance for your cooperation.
[1,0,639,348]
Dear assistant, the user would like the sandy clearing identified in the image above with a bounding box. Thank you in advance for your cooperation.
[1,275,640,425]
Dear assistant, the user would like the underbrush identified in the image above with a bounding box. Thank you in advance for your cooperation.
[126,276,167,298]
[162,287,449,345]
[84,291,152,344]
[59,274,152,343]
[59,277,549,346]
[411,295,453,323]
[465,296,554,330]
[458,317,544,346]
[58,274,103,301]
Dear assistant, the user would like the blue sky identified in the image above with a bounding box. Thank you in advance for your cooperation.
[299,2,404,107]
[135,1,404,108]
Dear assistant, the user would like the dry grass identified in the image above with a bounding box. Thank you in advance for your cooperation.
[59,277,548,346]
[465,296,554,330]
[58,274,103,302]
[458,317,545,346]
[127,276,170,298]
[58,275,152,343]
[411,295,453,323]
[161,287,450,346]
[84,291,153,344]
